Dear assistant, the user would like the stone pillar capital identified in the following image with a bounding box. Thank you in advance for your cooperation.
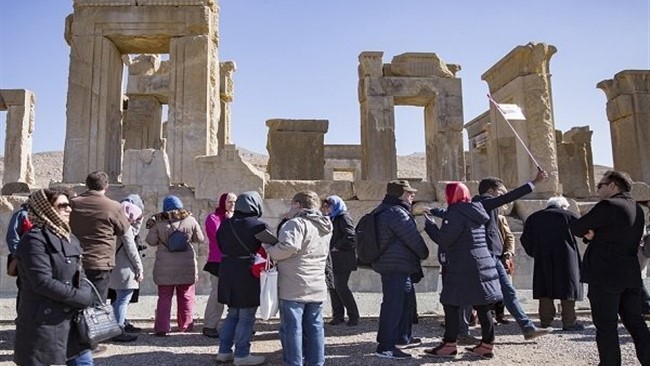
[358,51,384,77]
[482,42,557,93]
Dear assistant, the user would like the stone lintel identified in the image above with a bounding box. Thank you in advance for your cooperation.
[481,42,557,93]
[74,0,216,11]
[71,5,215,54]
[389,52,460,78]
[358,51,384,77]
[324,144,361,160]
[265,119,329,133]
[126,74,170,103]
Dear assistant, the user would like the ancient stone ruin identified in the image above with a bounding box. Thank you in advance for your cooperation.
[1,0,649,299]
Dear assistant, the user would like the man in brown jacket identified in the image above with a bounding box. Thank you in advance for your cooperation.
[70,171,131,302]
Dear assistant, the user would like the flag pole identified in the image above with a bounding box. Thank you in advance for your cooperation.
[486,94,543,171]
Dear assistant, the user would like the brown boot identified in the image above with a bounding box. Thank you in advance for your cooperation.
[424,341,457,358]
[466,341,494,359]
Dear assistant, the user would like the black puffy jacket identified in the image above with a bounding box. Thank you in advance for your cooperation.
[371,195,429,275]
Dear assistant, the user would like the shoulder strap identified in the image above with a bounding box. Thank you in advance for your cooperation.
[229,220,254,255]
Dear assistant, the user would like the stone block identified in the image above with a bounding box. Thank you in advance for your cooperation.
[195,145,265,200]
[264,180,354,200]
[266,119,328,180]
[631,182,650,201]
[1,183,31,195]
[358,51,384,78]
[390,53,457,78]
[353,181,389,201]
[122,149,171,187]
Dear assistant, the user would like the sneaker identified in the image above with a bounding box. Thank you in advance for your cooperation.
[111,332,138,342]
[375,348,412,360]
[523,328,551,340]
[457,334,481,346]
[423,342,457,358]
[396,337,422,347]
[216,352,235,363]
[233,354,265,366]
[123,322,142,333]
[329,318,345,325]
[466,342,494,359]
[540,322,552,329]
[562,323,585,331]
[495,315,511,325]
[202,327,220,338]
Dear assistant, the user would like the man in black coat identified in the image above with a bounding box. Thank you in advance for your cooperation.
[521,196,584,331]
[373,180,429,360]
[570,170,650,366]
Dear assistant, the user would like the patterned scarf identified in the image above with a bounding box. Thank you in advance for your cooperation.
[28,189,71,240]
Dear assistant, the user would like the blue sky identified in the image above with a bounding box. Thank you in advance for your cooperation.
[1,1,649,167]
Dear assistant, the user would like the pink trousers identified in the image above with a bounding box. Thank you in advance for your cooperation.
[154,284,196,333]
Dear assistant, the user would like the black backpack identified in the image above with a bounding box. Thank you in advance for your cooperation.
[355,207,387,267]
[167,221,190,252]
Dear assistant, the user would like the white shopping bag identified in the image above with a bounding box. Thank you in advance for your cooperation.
[259,261,279,320]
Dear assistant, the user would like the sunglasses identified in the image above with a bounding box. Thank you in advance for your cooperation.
[56,202,71,210]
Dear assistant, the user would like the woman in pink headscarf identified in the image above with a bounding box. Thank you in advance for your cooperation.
[202,192,237,338]
[423,182,502,359]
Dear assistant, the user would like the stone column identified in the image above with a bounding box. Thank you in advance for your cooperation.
[266,119,329,180]
[557,127,594,197]
[358,51,397,180]
[597,70,650,184]
[465,111,490,181]
[424,97,464,182]
[0,89,35,186]
[219,61,236,151]
[168,35,219,186]
[481,42,560,196]
[63,34,124,183]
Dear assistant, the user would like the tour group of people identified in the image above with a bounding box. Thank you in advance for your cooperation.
[6,168,650,365]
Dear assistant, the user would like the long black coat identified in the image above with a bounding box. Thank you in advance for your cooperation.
[14,227,93,366]
[521,206,583,300]
[217,213,266,308]
[425,202,502,306]
[330,213,358,273]
[570,192,645,289]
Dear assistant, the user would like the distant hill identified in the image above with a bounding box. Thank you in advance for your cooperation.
[0,150,611,188]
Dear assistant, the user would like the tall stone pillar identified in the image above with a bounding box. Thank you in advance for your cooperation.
[266,119,329,180]
[0,89,35,186]
[597,70,650,184]
[168,35,219,186]
[481,42,560,196]
[359,52,397,180]
[64,33,124,183]
[219,61,236,151]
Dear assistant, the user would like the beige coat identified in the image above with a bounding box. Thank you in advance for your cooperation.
[146,212,204,286]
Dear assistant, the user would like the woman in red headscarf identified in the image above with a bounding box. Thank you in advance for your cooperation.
[423,182,502,359]
[202,192,237,338]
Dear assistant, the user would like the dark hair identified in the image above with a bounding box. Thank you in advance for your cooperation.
[478,177,504,195]
[602,170,633,192]
[86,171,109,191]
[43,188,68,206]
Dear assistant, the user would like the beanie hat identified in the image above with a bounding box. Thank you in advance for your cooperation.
[163,195,183,212]
[386,180,417,197]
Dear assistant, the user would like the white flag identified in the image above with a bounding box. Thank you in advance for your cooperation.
[497,103,526,120]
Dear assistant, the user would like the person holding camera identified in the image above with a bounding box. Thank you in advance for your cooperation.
[107,200,145,342]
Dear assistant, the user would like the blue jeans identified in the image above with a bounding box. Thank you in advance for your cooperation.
[376,273,414,352]
[67,350,93,366]
[219,307,257,358]
[495,258,535,332]
[111,289,134,327]
[279,300,325,366]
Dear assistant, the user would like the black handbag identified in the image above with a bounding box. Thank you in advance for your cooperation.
[75,278,123,345]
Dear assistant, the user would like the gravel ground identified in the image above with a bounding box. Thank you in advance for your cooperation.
[0,315,644,366]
